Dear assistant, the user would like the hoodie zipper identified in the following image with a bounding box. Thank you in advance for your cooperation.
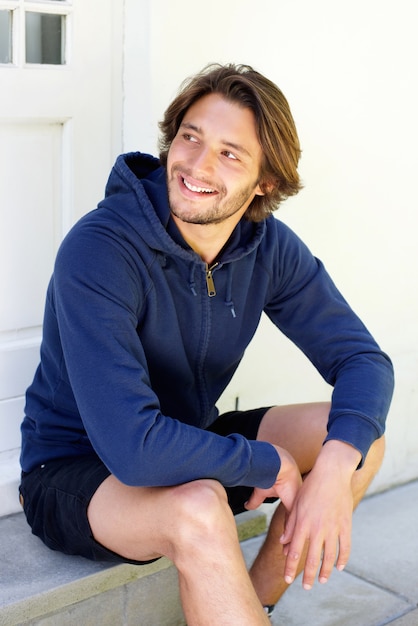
[205,263,218,297]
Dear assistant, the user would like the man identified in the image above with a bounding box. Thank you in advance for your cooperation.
[20,64,393,625]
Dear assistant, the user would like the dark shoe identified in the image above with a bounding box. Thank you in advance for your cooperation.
[264,604,276,619]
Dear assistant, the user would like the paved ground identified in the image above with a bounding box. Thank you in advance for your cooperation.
[243,480,418,626]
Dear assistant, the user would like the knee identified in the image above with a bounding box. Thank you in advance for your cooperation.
[165,480,234,562]
[366,435,386,474]
[352,436,385,506]
[170,479,230,534]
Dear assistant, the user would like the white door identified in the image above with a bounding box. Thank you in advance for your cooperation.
[0,0,123,515]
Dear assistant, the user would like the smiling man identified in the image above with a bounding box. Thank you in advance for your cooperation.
[168,94,264,228]
[20,64,394,625]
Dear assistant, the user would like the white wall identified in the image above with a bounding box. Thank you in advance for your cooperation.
[124,0,418,493]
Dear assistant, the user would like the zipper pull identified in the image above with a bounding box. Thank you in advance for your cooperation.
[205,263,217,297]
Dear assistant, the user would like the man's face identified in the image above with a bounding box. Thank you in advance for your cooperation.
[166,93,264,226]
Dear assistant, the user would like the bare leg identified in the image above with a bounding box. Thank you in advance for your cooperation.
[88,477,270,625]
[249,403,385,606]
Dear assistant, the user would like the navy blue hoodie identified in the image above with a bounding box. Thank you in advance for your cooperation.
[21,152,394,488]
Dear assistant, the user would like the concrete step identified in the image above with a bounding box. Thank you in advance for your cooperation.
[0,509,267,626]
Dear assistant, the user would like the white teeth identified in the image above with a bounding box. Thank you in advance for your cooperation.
[183,178,215,193]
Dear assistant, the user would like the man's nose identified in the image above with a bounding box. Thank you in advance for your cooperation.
[192,147,216,176]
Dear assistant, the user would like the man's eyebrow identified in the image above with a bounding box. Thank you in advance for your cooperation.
[180,122,202,135]
[222,140,251,159]
[179,122,252,158]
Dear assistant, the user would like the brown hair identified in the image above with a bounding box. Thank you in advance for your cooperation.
[159,63,302,221]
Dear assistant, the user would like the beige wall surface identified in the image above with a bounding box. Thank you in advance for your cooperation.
[124,0,418,493]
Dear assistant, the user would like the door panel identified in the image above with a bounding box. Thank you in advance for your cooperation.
[0,122,62,331]
[0,0,123,466]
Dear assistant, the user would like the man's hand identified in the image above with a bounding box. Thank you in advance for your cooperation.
[245,445,302,513]
[279,440,361,590]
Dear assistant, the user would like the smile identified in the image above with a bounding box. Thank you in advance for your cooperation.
[182,177,216,194]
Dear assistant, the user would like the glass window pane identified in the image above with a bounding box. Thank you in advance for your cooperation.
[0,11,12,64]
[26,12,65,65]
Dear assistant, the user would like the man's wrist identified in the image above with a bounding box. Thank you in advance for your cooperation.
[317,439,362,475]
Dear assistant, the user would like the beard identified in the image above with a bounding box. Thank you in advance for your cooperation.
[167,167,259,226]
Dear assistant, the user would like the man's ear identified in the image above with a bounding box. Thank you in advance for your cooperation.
[256,178,276,197]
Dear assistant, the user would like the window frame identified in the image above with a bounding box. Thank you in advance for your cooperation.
[0,0,73,68]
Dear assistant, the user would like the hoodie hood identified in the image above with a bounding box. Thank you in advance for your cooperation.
[100,152,266,266]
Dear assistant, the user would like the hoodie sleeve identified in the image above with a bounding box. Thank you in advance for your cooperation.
[264,220,394,465]
[52,220,280,488]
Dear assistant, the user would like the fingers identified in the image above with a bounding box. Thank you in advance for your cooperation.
[317,541,338,584]
[282,529,351,590]
[244,487,266,511]
[335,524,351,573]
[281,530,306,587]
[279,508,295,547]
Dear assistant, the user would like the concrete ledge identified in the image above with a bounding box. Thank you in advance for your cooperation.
[0,509,266,626]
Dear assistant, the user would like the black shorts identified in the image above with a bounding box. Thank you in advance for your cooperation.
[19,407,272,564]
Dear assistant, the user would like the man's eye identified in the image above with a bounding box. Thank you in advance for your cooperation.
[222,150,238,160]
[184,133,198,143]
